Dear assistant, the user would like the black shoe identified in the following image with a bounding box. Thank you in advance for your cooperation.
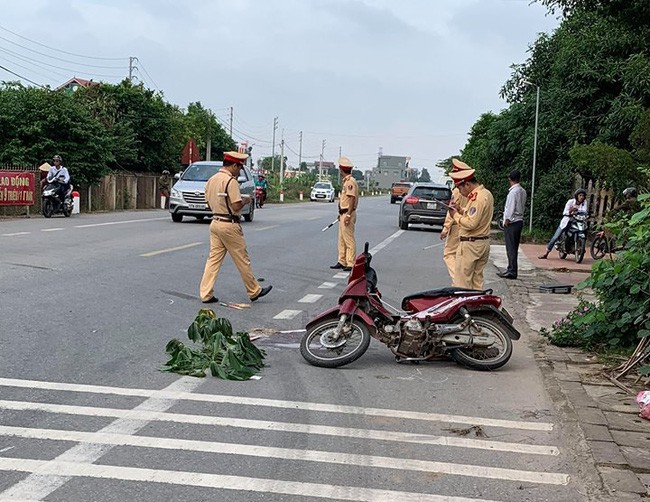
[499,273,517,279]
[202,296,219,304]
[497,271,510,278]
[251,285,272,302]
[329,263,344,269]
[343,266,352,272]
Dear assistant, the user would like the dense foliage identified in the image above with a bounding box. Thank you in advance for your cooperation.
[0,80,235,186]
[541,195,650,351]
[457,2,650,231]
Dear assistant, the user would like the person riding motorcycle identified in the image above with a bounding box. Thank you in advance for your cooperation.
[539,188,588,259]
[255,174,268,204]
[46,155,71,207]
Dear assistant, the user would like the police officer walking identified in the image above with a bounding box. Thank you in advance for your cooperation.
[199,151,272,303]
[330,157,358,272]
[448,166,494,290]
[440,158,472,285]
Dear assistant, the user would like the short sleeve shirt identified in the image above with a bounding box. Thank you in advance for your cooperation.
[453,185,494,237]
[204,169,242,215]
[340,175,359,211]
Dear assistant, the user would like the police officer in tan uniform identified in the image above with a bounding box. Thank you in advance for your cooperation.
[448,167,494,290]
[330,157,358,271]
[440,158,472,285]
[199,151,272,303]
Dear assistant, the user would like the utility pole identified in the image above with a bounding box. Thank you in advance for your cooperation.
[298,131,303,174]
[319,139,326,181]
[128,57,138,81]
[271,117,278,174]
[280,129,285,185]
[338,146,342,184]
[229,107,233,138]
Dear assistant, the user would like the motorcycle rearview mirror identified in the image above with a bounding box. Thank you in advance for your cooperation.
[364,242,369,254]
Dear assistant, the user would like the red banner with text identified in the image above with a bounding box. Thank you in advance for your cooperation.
[0,171,36,206]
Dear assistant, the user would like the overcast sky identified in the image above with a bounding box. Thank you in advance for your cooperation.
[1,0,559,176]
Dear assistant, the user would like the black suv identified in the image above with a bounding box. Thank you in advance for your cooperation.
[398,183,452,230]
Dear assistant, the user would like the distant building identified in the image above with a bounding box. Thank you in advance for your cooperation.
[55,77,99,95]
[369,155,410,189]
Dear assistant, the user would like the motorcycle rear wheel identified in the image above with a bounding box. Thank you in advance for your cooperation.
[300,317,371,368]
[450,314,513,371]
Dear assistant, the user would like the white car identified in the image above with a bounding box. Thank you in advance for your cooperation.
[310,181,335,202]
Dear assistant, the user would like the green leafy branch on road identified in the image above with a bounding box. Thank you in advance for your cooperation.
[161,309,265,380]
[541,195,650,356]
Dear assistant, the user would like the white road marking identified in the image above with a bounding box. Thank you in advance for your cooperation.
[0,400,558,453]
[278,329,307,334]
[0,426,568,484]
[306,216,321,220]
[0,378,202,501]
[333,272,349,279]
[254,225,279,231]
[273,310,302,320]
[369,229,404,255]
[0,458,503,502]
[41,228,64,232]
[298,294,322,303]
[140,242,203,257]
[0,446,13,453]
[424,242,444,250]
[0,378,554,431]
[75,217,167,228]
[1,232,30,236]
[318,282,337,289]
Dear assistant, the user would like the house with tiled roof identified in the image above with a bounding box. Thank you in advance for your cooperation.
[55,77,99,94]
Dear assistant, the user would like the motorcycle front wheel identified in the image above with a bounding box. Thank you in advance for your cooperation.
[575,236,585,264]
[300,316,371,368]
[451,314,513,371]
[42,199,54,218]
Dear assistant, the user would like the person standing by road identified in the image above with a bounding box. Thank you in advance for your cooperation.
[159,170,171,209]
[538,188,588,259]
[199,151,272,304]
[440,158,472,285]
[498,170,527,279]
[330,157,358,272]
[448,167,494,290]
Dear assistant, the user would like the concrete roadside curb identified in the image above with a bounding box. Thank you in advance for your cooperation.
[491,244,649,501]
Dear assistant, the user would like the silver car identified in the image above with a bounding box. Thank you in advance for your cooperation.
[310,181,335,202]
[169,161,255,223]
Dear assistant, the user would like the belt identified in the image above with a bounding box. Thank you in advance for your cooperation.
[460,236,490,242]
[213,216,240,223]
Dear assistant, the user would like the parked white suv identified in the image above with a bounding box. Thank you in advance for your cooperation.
[169,161,255,222]
[310,181,335,202]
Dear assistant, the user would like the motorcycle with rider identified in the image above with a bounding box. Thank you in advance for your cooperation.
[42,155,73,218]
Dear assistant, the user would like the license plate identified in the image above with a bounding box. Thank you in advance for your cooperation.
[427,202,437,209]
[188,203,206,209]
[316,194,325,198]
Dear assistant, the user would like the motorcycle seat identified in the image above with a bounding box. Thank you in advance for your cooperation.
[401,287,492,309]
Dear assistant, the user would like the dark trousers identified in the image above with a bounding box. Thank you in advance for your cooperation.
[504,220,523,276]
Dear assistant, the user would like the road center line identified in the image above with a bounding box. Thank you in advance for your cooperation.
[75,217,168,228]
[0,378,202,501]
[0,377,554,430]
[140,242,203,257]
[0,426,566,483]
[41,228,64,232]
[370,230,404,255]
[254,225,279,231]
[1,232,30,236]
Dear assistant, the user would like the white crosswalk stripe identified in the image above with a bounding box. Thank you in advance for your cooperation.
[0,377,573,501]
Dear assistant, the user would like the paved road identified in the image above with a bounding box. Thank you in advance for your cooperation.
[0,199,592,501]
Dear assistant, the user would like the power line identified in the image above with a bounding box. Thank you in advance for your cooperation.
[0,47,70,80]
[0,24,127,61]
[0,35,127,69]
[0,64,45,88]
[136,61,160,92]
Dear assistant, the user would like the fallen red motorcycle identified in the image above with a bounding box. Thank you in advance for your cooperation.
[301,243,520,371]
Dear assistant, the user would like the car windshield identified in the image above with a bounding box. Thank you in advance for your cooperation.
[412,187,451,200]
[181,163,221,182]
[314,182,332,189]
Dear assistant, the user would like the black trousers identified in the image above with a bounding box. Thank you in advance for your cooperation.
[504,220,523,276]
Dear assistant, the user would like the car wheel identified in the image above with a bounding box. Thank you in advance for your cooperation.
[399,216,408,230]
[171,213,183,223]
[390,197,396,204]
[244,204,254,222]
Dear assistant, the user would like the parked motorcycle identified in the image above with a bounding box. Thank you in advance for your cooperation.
[555,211,588,263]
[300,243,520,371]
[255,186,265,208]
[42,180,73,218]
